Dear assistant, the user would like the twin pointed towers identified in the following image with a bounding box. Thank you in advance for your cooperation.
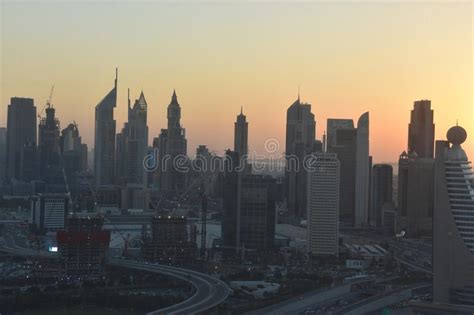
[94,70,187,195]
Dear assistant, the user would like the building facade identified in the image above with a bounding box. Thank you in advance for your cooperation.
[6,97,37,182]
[57,217,110,278]
[285,96,316,218]
[116,90,148,186]
[30,194,70,231]
[370,164,393,227]
[307,152,340,257]
[94,70,117,186]
[408,100,435,158]
[0,127,7,183]
[355,112,370,227]
[433,125,474,306]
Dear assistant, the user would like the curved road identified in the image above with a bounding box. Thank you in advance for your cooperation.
[0,237,231,315]
[109,259,231,315]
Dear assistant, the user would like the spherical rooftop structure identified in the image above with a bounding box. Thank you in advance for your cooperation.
[447,125,467,145]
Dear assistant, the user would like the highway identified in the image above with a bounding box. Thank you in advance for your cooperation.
[109,259,231,315]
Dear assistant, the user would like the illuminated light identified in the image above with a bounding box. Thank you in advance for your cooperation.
[48,246,58,252]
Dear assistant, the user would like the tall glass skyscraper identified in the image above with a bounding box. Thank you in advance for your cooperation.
[94,70,117,186]
[433,125,474,306]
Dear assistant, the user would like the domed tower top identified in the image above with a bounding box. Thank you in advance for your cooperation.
[447,125,467,146]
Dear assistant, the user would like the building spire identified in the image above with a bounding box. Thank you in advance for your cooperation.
[115,68,118,88]
[127,88,130,109]
[298,85,300,102]
[171,89,177,103]
[241,106,243,115]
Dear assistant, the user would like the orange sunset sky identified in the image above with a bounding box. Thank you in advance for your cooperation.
[1,1,472,163]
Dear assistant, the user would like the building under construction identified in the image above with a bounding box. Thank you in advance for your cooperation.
[142,216,196,264]
[56,217,110,278]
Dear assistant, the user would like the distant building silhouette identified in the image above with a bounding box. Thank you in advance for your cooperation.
[285,96,316,218]
[397,101,435,237]
[327,113,370,227]
[234,107,248,170]
[408,100,434,158]
[397,152,434,237]
[222,150,276,252]
[433,125,474,306]
[60,122,88,196]
[307,152,340,257]
[6,97,37,182]
[38,104,61,181]
[328,120,356,225]
[354,112,370,227]
[94,70,117,186]
[0,127,6,183]
[116,89,149,186]
[234,107,248,155]
[370,164,393,227]
[158,90,187,197]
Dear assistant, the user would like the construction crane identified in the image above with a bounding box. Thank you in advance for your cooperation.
[38,85,54,119]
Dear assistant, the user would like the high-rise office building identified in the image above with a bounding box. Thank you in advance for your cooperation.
[285,96,316,218]
[222,150,242,250]
[116,90,149,186]
[38,104,60,177]
[239,174,276,251]
[433,125,474,306]
[30,193,70,231]
[157,90,187,197]
[0,127,6,183]
[222,150,276,252]
[408,100,434,158]
[327,114,369,227]
[355,112,370,227]
[234,107,248,157]
[397,151,410,217]
[6,97,37,182]
[326,119,354,150]
[370,164,393,227]
[307,152,340,257]
[94,70,117,186]
[397,151,434,237]
[60,123,87,196]
[329,122,357,225]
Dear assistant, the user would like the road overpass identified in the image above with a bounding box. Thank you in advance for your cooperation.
[110,259,231,315]
[0,240,231,314]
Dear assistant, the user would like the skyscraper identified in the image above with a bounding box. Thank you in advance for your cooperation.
[326,119,354,150]
[159,90,187,197]
[397,151,410,218]
[370,164,393,227]
[408,100,434,158]
[116,89,149,186]
[0,127,6,183]
[234,107,248,157]
[239,174,276,251]
[328,121,357,225]
[38,105,60,180]
[355,112,370,227]
[285,96,316,218]
[6,97,37,182]
[60,122,87,195]
[94,70,117,186]
[307,152,340,257]
[433,125,474,306]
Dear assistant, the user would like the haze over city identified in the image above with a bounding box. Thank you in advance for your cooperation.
[1,1,472,162]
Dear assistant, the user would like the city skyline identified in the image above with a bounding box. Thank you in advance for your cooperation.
[1,2,472,163]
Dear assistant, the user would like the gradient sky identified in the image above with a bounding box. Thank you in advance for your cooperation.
[1,1,472,163]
